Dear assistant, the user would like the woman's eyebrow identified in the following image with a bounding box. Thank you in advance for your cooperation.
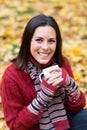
[35,36,43,38]
[49,38,56,40]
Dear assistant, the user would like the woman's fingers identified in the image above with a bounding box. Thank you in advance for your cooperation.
[44,70,64,86]
[47,77,64,86]
[45,71,62,80]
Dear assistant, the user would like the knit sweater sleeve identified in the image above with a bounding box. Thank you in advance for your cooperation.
[63,58,86,113]
[1,67,40,130]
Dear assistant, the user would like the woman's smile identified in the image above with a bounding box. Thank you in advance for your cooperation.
[38,52,49,57]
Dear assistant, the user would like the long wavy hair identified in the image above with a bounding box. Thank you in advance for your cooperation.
[16,14,65,70]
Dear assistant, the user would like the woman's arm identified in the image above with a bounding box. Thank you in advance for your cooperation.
[1,74,39,130]
[63,58,86,113]
[1,69,58,130]
[65,90,86,114]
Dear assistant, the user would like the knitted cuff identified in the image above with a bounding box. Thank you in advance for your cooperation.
[27,79,57,115]
[65,78,80,103]
[59,68,70,86]
[41,79,58,93]
[27,95,46,115]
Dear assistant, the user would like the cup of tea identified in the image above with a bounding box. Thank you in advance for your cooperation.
[39,65,58,82]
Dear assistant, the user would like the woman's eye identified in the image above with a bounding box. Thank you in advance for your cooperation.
[48,39,56,44]
[35,39,42,42]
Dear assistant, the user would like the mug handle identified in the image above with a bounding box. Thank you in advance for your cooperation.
[39,73,44,82]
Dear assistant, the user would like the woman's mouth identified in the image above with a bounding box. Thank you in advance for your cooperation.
[39,52,49,57]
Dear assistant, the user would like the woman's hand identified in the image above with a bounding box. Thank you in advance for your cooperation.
[44,67,70,87]
[44,67,63,87]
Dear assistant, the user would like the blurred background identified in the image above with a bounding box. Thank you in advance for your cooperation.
[0,0,87,129]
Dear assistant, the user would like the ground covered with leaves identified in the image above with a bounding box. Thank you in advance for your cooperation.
[0,0,87,129]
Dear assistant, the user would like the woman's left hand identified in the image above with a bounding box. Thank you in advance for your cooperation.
[44,67,63,87]
[45,67,70,87]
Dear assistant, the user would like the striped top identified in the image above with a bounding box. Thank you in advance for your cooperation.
[26,61,80,130]
[1,62,85,130]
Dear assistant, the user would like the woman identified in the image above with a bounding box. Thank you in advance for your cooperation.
[1,14,87,130]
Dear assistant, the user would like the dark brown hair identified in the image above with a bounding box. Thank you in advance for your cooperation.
[16,14,65,70]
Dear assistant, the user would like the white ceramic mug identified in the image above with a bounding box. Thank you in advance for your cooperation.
[39,65,59,82]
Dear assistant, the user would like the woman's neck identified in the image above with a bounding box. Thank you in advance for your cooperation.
[29,55,53,69]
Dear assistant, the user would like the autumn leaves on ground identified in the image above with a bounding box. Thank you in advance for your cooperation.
[0,0,87,129]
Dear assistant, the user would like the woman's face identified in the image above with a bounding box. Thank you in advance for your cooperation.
[30,26,57,64]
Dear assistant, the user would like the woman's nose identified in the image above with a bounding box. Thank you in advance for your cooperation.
[42,42,49,49]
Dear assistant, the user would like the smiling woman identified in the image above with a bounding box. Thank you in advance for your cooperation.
[1,14,87,130]
[30,26,56,65]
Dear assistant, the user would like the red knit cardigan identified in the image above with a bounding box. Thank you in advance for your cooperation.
[0,60,85,130]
